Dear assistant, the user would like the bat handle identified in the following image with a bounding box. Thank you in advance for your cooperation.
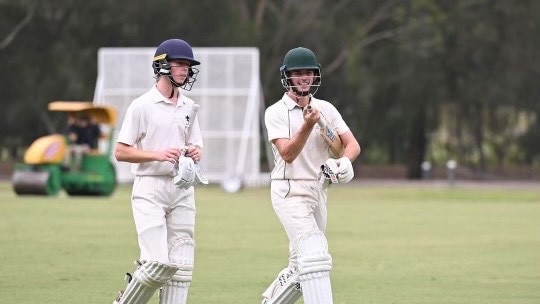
[317,117,327,129]
[307,105,327,129]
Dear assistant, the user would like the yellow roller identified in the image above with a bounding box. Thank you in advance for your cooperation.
[23,134,66,165]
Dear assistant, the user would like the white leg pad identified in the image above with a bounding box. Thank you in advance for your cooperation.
[114,261,179,304]
[159,239,195,304]
[159,277,190,304]
[261,267,302,304]
[297,231,333,304]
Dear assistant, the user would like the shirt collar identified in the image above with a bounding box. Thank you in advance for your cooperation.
[150,85,185,107]
[150,85,167,104]
[282,93,313,111]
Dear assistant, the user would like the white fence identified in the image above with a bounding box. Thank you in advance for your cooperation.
[94,47,269,186]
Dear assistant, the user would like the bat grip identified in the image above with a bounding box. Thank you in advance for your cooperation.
[307,105,328,130]
[317,116,327,129]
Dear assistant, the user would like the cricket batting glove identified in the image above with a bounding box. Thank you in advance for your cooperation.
[174,157,196,189]
[320,159,339,187]
[336,156,354,183]
[322,157,354,184]
[192,163,209,186]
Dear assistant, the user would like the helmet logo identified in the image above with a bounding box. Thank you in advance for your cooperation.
[153,54,167,61]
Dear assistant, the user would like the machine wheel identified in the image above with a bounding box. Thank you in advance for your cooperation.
[12,165,62,196]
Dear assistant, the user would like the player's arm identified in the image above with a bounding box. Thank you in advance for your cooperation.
[272,107,319,163]
[338,131,361,162]
[115,142,181,164]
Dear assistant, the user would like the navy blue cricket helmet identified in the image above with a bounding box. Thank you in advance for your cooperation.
[152,39,200,90]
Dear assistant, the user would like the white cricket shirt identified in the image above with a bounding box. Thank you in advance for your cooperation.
[265,93,349,180]
[117,85,204,176]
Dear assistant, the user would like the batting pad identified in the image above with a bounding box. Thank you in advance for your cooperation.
[159,278,190,304]
[296,231,333,304]
[114,261,179,304]
[261,267,302,304]
[159,239,195,304]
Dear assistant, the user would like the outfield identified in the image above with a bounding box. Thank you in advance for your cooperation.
[0,181,539,304]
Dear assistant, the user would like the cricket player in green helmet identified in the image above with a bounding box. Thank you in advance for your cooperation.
[261,46,361,304]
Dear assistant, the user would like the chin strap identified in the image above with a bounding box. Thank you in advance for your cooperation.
[167,78,179,99]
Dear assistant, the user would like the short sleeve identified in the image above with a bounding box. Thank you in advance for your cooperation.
[265,104,290,142]
[117,102,143,146]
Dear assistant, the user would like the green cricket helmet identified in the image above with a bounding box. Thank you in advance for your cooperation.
[280,47,321,96]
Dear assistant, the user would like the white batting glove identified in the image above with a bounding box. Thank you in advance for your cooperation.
[336,157,354,183]
[192,163,209,186]
[324,158,339,174]
[322,158,339,184]
[174,157,195,189]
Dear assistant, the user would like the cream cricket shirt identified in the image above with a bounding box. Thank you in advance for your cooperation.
[265,93,349,180]
[117,85,203,176]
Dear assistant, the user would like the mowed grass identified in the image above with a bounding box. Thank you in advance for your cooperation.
[0,181,539,304]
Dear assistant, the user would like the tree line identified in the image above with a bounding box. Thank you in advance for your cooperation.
[1,0,539,178]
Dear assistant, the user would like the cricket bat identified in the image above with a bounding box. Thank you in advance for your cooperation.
[307,105,344,157]
[185,104,199,143]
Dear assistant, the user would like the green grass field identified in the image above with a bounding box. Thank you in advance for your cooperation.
[0,181,539,304]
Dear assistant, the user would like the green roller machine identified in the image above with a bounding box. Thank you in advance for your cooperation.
[12,101,118,196]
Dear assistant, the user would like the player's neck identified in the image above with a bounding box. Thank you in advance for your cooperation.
[157,80,179,105]
[288,91,311,108]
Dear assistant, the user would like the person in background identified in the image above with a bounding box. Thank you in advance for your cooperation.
[64,113,101,170]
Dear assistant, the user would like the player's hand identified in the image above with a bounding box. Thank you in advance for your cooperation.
[184,145,202,162]
[303,104,320,125]
[156,148,182,164]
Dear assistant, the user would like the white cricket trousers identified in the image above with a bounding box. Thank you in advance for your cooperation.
[270,179,328,269]
[131,175,196,264]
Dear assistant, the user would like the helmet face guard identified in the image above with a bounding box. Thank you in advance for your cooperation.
[152,39,200,91]
[280,47,322,96]
[280,67,321,96]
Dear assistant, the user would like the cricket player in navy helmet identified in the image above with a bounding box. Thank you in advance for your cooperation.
[111,38,206,304]
[261,47,361,304]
